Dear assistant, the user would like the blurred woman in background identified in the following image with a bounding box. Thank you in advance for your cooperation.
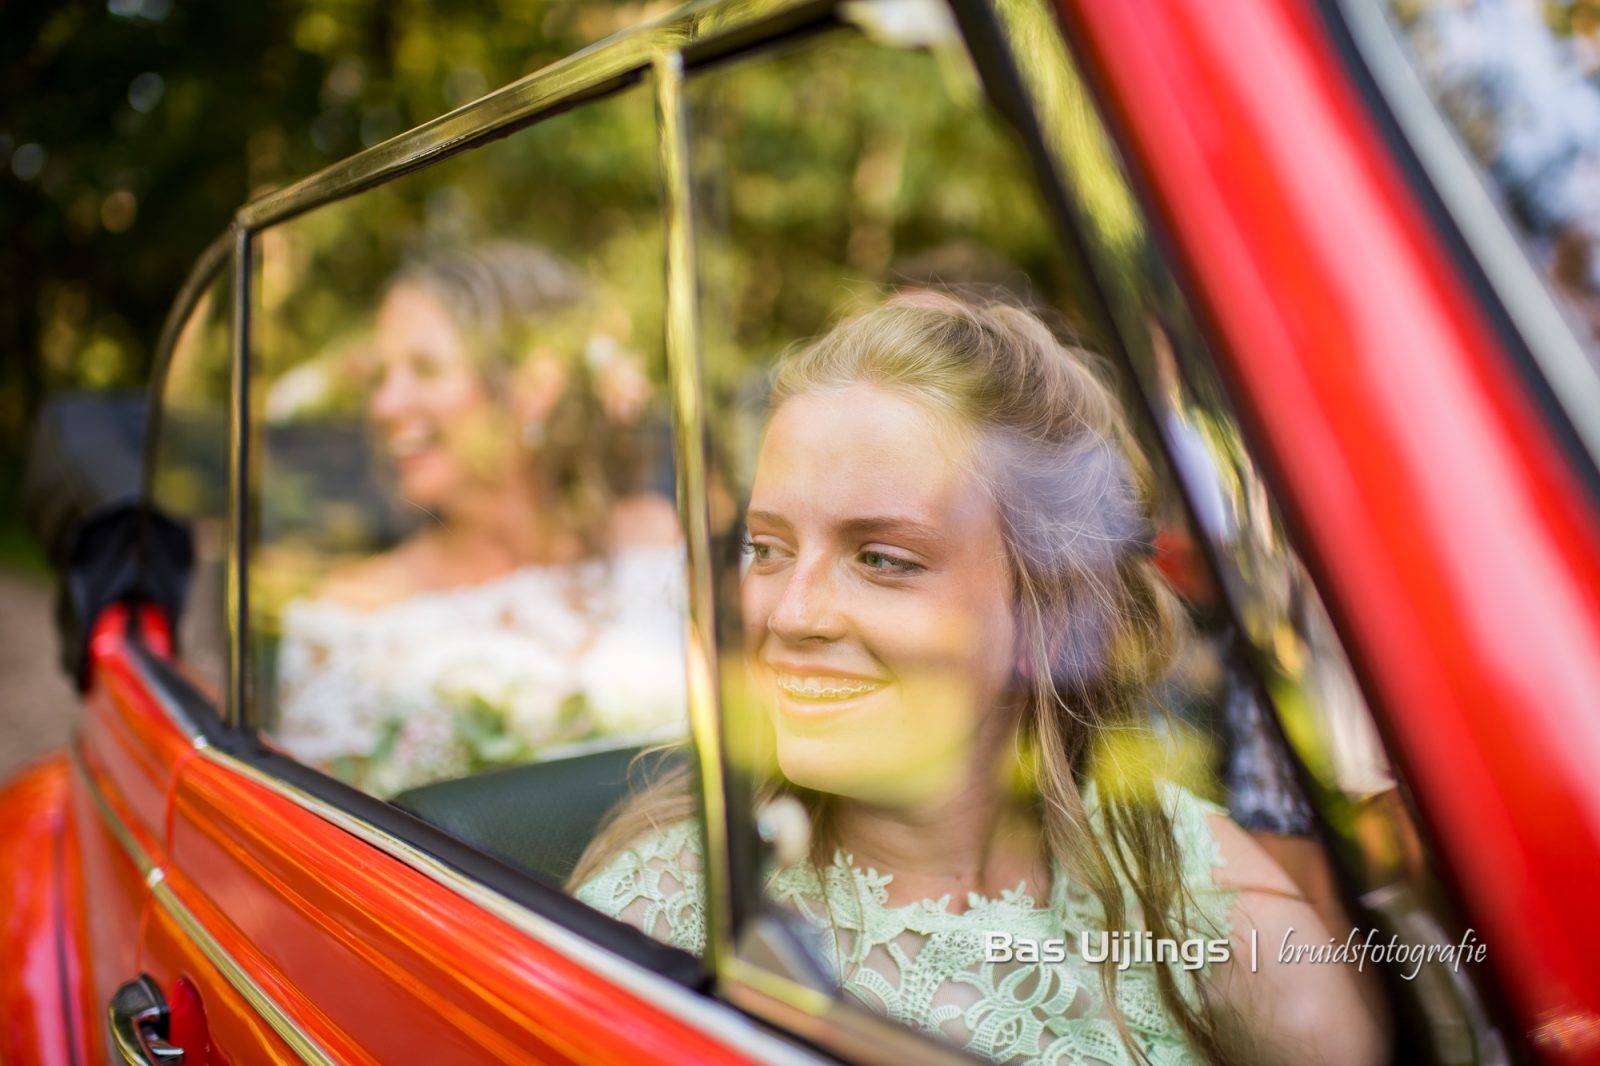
[275,242,686,796]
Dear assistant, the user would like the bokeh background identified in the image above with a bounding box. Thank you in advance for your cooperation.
[0,0,668,777]
[6,0,1598,786]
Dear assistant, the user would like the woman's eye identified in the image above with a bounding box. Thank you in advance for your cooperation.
[741,535,778,563]
[860,550,922,575]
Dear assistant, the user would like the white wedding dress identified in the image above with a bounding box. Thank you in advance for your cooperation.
[273,543,690,797]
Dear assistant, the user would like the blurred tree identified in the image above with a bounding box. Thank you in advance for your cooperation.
[0,0,1103,560]
[0,0,647,540]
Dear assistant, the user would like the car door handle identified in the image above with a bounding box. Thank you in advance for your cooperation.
[110,974,187,1065]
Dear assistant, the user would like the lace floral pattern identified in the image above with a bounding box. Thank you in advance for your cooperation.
[575,784,1236,1066]
[274,544,689,796]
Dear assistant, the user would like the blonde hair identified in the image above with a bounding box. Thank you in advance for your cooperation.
[573,293,1235,1064]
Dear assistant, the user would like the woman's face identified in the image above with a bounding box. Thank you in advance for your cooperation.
[369,282,510,509]
[742,383,1021,807]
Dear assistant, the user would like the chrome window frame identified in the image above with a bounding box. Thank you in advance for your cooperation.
[140,227,236,707]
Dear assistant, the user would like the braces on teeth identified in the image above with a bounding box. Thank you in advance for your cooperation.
[778,677,879,699]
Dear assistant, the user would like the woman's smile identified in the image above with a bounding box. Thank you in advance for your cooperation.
[384,425,441,461]
[774,674,883,700]
[763,657,890,714]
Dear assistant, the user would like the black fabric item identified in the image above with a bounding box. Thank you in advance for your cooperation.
[392,746,688,886]
[21,393,194,689]
[57,506,192,688]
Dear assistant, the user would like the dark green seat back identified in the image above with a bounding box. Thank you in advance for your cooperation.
[392,746,686,886]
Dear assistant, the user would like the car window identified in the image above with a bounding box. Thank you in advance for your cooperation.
[591,7,1505,1062]
[150,265,232,700]
[242,85,699,911]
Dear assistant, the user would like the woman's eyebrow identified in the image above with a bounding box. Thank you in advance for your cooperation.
[747,509,943,544]
[744,508,791,530]
[838,516,944,543]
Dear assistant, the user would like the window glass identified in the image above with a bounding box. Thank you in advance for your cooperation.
[151,266,232,700]
[245,88,696,909]
[568,10,1497,1064]
[1383,0,1600,378]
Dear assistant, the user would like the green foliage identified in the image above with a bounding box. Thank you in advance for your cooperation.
[0,0,1101,539]
[0,0,647,521]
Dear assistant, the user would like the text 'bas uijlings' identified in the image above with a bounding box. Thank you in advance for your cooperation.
[985,931,1232,971]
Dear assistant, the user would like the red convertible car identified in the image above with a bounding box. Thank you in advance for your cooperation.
[5,0,1600,1062]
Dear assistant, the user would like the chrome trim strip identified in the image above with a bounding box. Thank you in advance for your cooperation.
[196,745,825,1066]
[654,47,737,973]
[147,872,339,1066]
[235,0,830,232]
[77,735,332,1063]
[1333,0,1600,478]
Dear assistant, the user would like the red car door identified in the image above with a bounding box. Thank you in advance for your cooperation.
[125,644,764,1064]
[64,241,237,1066]
[71,608,179,1066]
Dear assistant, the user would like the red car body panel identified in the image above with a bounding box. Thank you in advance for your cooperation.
[0,758,90,1066]
[1057,0,1600,1054]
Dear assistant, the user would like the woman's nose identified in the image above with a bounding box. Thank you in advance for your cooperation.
[369,365,411,424]
[766,556,847,644]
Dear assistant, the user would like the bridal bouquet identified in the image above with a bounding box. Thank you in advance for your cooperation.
[356,632,685,797]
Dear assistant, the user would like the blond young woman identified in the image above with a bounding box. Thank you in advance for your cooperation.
[572,295,1383,1066]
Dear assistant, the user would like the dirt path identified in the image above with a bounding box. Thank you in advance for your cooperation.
[0,568,79,781]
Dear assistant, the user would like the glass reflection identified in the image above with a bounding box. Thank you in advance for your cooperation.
[584,7,1501,1062]
[246,88,691,803]
[151,268,232,698]
[270,242,685,796]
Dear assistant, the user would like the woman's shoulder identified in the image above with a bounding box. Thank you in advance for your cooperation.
[572,818,706,954]
[1084,780,1233,872]
[1076,781,1244,936]
[1195,804,1388,1063]
[573,819,703,895]
[286,537,555,629]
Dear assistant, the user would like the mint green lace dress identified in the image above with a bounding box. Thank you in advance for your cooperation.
[575,785,1236,1066]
